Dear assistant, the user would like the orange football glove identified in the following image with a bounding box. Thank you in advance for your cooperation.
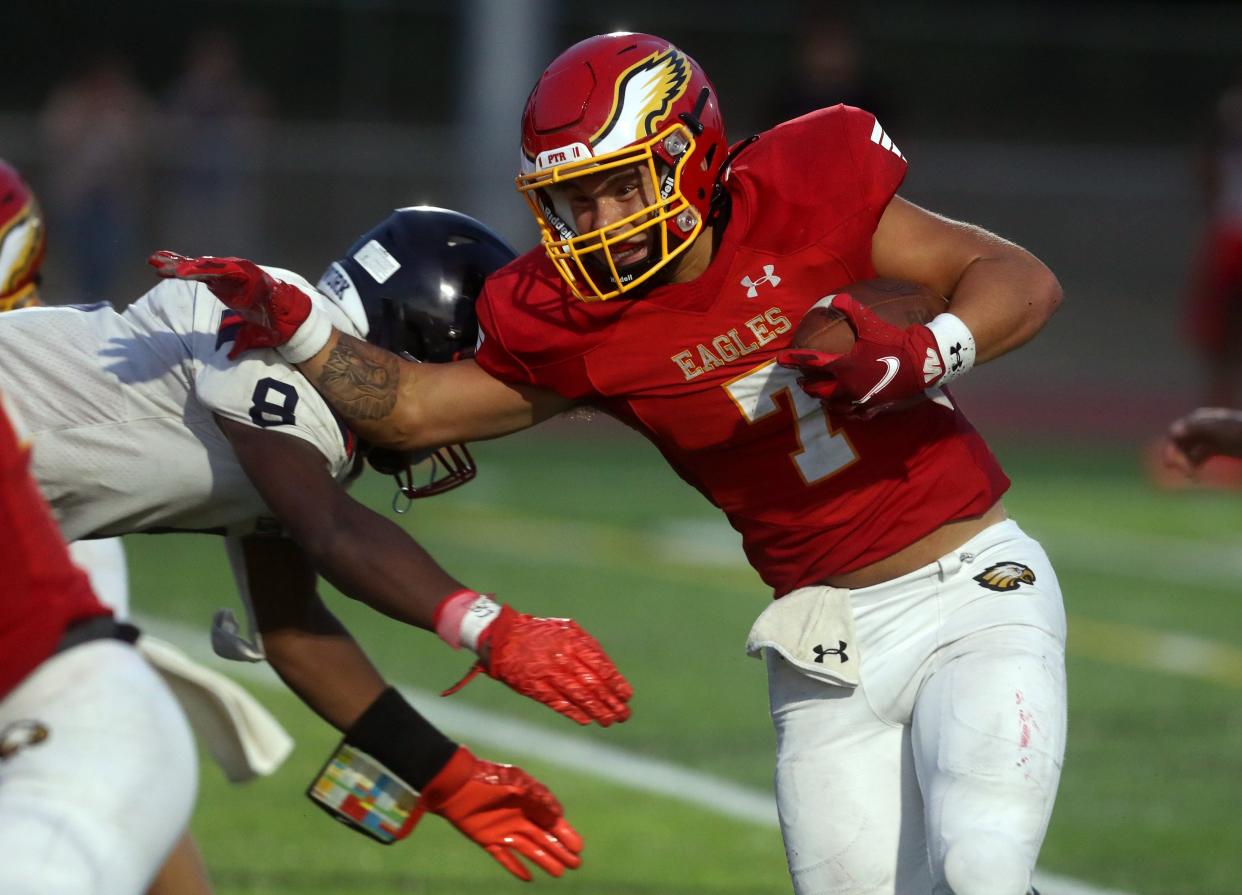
[414,746,583,881]
[438,592,633,726]
[483,605,633,725]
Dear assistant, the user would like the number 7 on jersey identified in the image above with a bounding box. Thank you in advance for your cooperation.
[724,360,858,484]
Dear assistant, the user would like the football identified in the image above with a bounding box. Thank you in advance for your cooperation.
[789,279,948,355]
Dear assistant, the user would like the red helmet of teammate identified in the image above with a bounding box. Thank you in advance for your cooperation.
[516,32,727,301]
[0,159,45,311]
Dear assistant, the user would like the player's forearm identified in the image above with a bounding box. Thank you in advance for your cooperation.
[258,601,388,731]
[239,534,391,730]
[944,249,1062,364]
[299,330,570,450]
[296,496,463,631]
[296,329,409,446]
[872,197,1062,366]
[296,330,479,450]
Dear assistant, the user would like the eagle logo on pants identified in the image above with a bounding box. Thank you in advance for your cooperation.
[973,561,1036,592]
[0,720,49,760]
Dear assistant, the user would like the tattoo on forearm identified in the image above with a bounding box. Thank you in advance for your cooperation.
[319,337,399,421]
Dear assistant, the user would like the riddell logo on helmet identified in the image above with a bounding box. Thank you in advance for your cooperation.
[535,143,591,171]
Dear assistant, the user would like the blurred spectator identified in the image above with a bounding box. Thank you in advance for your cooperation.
[39,52,150,302]
[1184,71,1242,407]
[160,30,271,258]
[765,8,894,129]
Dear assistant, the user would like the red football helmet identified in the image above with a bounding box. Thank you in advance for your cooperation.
[516,32,727,301]
[0,159,45,311]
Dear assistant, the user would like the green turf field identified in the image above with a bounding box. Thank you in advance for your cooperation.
[123,424,1242,895]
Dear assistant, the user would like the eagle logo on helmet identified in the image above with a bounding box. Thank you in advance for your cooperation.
[973,562,1037,592]
[591,49,690,157]
[0,204,44,303]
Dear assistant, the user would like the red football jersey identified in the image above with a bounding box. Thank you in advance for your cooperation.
[0,393,109,699]
[477,105,1010,595]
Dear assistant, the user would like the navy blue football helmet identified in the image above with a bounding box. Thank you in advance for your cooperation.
[318,206,516,499]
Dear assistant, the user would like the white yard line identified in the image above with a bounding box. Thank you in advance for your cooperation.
[136,614,1138,895]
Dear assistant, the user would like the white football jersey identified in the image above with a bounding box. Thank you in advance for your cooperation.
[0,269,368,541]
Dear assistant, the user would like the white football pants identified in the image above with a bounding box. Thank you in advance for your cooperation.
[0,639,197,895]
[67,538,130,618]
[765,519,1067,895]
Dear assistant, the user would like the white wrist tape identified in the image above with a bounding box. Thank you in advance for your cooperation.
[458,594,502,653]
[925,312,976,385]
[277,307,334,364]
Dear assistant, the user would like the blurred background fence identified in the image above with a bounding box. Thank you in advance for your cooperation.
[5,0,1242,443]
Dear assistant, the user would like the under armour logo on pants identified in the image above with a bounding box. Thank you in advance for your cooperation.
[813,641,849,664]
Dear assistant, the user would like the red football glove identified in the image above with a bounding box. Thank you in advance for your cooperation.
[147,251,317,360]
[413,746,583,881]
[437,593,633,727]
[777,292,961,417]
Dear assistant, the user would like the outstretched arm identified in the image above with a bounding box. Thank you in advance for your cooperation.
[149,250,573,452]
[234,536,583,879]
[219,415,460,631]
[217,414,632,727]
[234,532,389,727]
[301,330,571,452]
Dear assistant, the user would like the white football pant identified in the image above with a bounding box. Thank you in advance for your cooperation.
[0,640,197,895]
[765,519,1067,895]
[68,538,130,617]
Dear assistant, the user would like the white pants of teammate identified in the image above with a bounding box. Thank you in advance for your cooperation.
[68,538,130,617]
[766,519,1067,895]
[0,639,197,895]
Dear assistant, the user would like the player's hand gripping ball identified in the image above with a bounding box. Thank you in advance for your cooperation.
[778,278,948,418]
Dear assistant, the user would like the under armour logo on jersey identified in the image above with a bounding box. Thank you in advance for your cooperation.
[869,120,905,160]
[741,265,781,298]
[973,562,1036,592]
[922,347,942,382]
[813,641,849,664]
